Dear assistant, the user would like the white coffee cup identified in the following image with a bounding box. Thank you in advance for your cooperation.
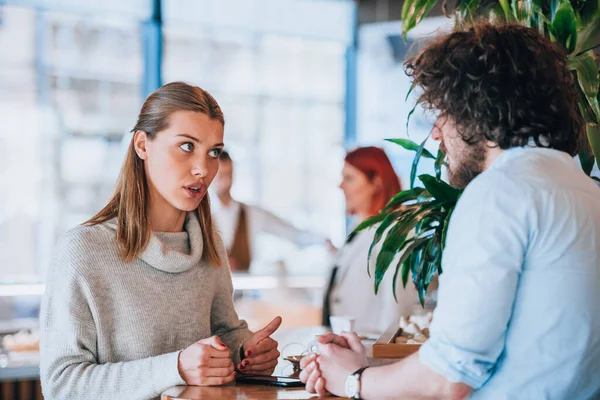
[329,316,356,334]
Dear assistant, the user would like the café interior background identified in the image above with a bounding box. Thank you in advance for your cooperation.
[0,0,454,327]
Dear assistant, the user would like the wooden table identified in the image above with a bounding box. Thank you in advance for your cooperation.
[160,326,393,400]
[161,384,348,399]
[162,327,354,400]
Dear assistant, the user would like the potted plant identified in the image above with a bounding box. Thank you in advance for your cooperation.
[357,0,600,305]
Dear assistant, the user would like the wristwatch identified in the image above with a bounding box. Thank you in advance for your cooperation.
[345,366,368,399]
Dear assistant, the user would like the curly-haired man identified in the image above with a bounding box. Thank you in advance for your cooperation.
[300,23,600,400]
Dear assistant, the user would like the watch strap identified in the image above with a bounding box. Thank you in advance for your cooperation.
[351,366,369,399]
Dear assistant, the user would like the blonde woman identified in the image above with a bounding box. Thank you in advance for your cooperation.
[40,82,281,400]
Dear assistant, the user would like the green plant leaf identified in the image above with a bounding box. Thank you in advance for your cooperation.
[394,237,430,299]
[499,0,514,20]
[416,214,442,234]
[374,225,411,294]
[550,0,559,20]
[406,81,418,102]
[374,204,441,292]
[457,0,482,21]
[366,211,403,276]
[412,246,429,306]
[579,135,596,175]
[586,123,600,171]
[419,174,461,203]
[402,0,440,38]
[574,16,600,54]
[441,205,456,248]
[538,11,559,40]
[513,0,534,23]
[385,139,436,159]
[366,206,426,274]
[391,238,423,301]
[403,239,428,305]
[383,187,429,212]
[353,213,387,233]
[406,102,419,137]
[434,147,446,179]
[423,235,442,287]
[553,0,578,53]
[411,136,431,189]
[577,0,599,26]
[528,0,544,31]
[592,176,600,183]
[569,52,600,121]
[423,260,438,292]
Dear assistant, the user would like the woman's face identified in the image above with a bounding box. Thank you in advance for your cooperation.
[135,110,224,214]
[339,162,377,217]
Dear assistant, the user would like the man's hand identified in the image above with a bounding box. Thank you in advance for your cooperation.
[239,317,282,375]
[299,332,368,396]
[299,332,352,395]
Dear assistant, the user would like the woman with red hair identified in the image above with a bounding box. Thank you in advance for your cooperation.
[322,147,417,334]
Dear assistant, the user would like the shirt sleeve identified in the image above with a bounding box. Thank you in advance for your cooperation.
[251,205,326,248]
[418,170,532,389]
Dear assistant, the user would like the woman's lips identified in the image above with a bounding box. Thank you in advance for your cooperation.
[184,184,207,199]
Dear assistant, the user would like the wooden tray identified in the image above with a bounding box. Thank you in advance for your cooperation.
[372,321,422,359]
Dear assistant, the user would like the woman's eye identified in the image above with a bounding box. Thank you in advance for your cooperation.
[208,149,222,158]
[180,142,194,152]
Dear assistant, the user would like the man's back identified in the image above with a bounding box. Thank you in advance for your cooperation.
[419,147,600,399]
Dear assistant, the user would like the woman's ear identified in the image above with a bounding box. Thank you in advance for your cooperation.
[372,175,384,193]
[133,130,149,160]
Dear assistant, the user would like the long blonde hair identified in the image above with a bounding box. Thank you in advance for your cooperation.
[86,82,224,265]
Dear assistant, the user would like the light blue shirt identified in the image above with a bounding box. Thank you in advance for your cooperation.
[419,147,600,399]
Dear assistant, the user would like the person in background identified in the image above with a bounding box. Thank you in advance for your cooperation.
[40,82,282,400]
[300,23,600,399]
[212,150,327,271]
[322,146,417,335]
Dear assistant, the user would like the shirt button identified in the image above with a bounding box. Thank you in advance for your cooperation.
[333,297,341,304]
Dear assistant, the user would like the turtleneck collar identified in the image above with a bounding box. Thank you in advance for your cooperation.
[106,211,204,273]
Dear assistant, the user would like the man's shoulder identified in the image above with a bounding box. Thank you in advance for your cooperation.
[462,167,524,200]
[462,147,565,198]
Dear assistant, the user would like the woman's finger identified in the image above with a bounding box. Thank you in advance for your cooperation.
[245,348,280,364]
[203,365,235,377]
[200,371,236,386]
[245,337,277,357]
[238,358,278,373]
[208,357,234,368]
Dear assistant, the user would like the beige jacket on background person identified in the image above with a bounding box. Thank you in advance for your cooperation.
[328,228,419,335]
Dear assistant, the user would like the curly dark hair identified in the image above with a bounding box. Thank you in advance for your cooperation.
[405,22,583,156]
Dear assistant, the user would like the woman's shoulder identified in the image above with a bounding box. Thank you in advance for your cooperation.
[61,221,115,249]
[52,222,118,274]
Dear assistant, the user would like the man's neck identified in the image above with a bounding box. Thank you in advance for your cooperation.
[484,144,504,171]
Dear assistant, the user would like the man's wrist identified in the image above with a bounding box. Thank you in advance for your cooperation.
[346,366,368,399]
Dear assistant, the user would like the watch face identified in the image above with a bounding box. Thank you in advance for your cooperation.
[345,374,360,397]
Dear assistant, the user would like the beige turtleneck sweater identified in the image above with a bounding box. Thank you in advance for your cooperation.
[40,212,252,400]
